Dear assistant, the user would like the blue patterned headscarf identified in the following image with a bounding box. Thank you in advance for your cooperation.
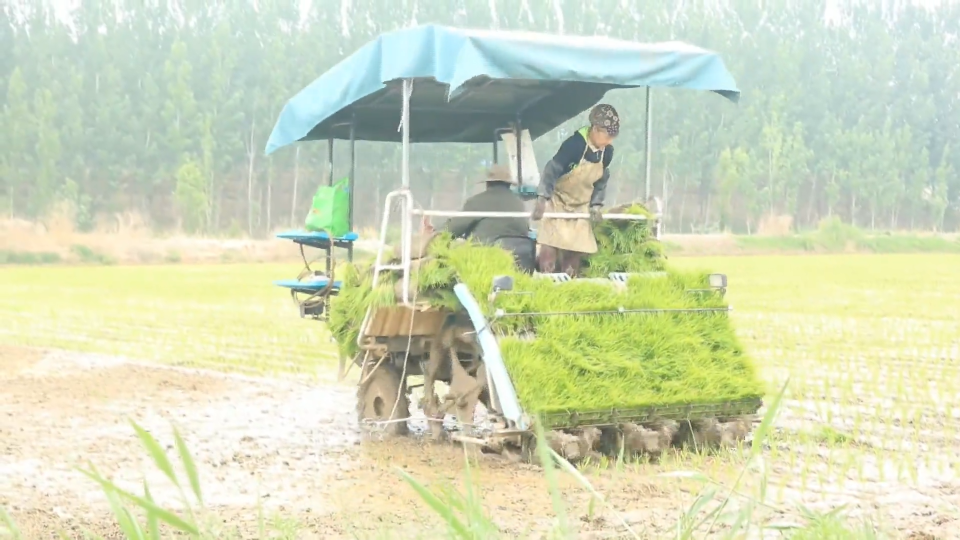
[588,104,620,136]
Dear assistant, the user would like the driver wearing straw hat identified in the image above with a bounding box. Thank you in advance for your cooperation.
[532,103,618,276]
[444,164,528,244]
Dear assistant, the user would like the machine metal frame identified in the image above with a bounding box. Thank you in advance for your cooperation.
[268,25,748,452]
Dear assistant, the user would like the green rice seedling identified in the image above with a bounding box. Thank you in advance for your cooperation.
[789,505,883,540]
[326,206,764,414]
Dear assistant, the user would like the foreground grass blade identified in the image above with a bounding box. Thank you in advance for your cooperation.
[103,487,145,540]
[143,481,161,540]
[0,506,22,540]
[546,447,639,539]
[173,426,204,505]
[703,377,790,537]
[396,468,471,538]
[257,490,267,540]
[683,487,721,538]
[533,420,569,536]
[129,421,181,489]
[751,378,789,458]
[78,465,199,535]
[462,454,500,537]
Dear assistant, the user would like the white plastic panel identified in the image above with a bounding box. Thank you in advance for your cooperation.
[499,129,540,185]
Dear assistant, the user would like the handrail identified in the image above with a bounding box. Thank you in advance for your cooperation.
[359,188,415,349]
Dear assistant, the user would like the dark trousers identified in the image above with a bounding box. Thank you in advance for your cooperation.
[494,236,536,274]
[538,245,584,276]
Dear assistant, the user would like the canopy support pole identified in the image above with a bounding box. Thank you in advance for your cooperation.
[492,141,498,164]
[325,137,336,275]
[367,79,416,310]
[399,79,413,304]
[348,115,356,261]
[514,116,523,187]
[327,138,334,186]
[401,80,412,189]
[643,87,653,201]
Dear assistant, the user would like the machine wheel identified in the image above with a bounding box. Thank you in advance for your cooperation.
[357,363,410,436]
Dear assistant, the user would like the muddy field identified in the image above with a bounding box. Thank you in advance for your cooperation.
[1,344,957,539]
[3,255,960,538]
[1,346,687,538]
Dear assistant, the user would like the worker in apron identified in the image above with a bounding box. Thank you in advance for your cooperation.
[532,103,619,276]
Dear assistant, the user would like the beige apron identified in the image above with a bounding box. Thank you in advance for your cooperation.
[537,144,606,254]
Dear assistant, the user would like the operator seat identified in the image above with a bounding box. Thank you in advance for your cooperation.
[493,234,536,274]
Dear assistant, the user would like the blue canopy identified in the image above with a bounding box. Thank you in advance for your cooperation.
[265,25,740,154]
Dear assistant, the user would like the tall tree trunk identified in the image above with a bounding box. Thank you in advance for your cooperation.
[703,193,712,231]
[257,182,264,234]
[767,152,774,214]
[805,174,818,228]
[266,165,272,234]
[217,185,226,233]
[205,171,215,234]
[661,166,668,233]
[245,116,257,237]
[850,194,857,227]
[678,175,688,233]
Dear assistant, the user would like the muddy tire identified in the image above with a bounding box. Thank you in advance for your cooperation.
[357,363,410,436]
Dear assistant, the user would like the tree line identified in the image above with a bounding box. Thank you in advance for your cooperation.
[1,0,958,235]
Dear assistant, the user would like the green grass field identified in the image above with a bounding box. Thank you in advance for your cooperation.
[674,254,960,494]
[0,264,339,375]
[4,255,955,369]
[3,254,960,537]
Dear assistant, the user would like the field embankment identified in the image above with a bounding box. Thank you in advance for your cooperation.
[3,216,959,268]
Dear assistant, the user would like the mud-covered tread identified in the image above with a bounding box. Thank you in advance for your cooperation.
[512,415,755,465]
[357,362,410,436]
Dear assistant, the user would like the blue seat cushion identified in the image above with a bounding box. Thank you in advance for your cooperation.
[274,278,342,294]
[276,230,359,248]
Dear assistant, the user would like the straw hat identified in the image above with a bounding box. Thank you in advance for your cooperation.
[479,164,518,185]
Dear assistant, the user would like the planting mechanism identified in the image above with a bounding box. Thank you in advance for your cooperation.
[266,25,761,462]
